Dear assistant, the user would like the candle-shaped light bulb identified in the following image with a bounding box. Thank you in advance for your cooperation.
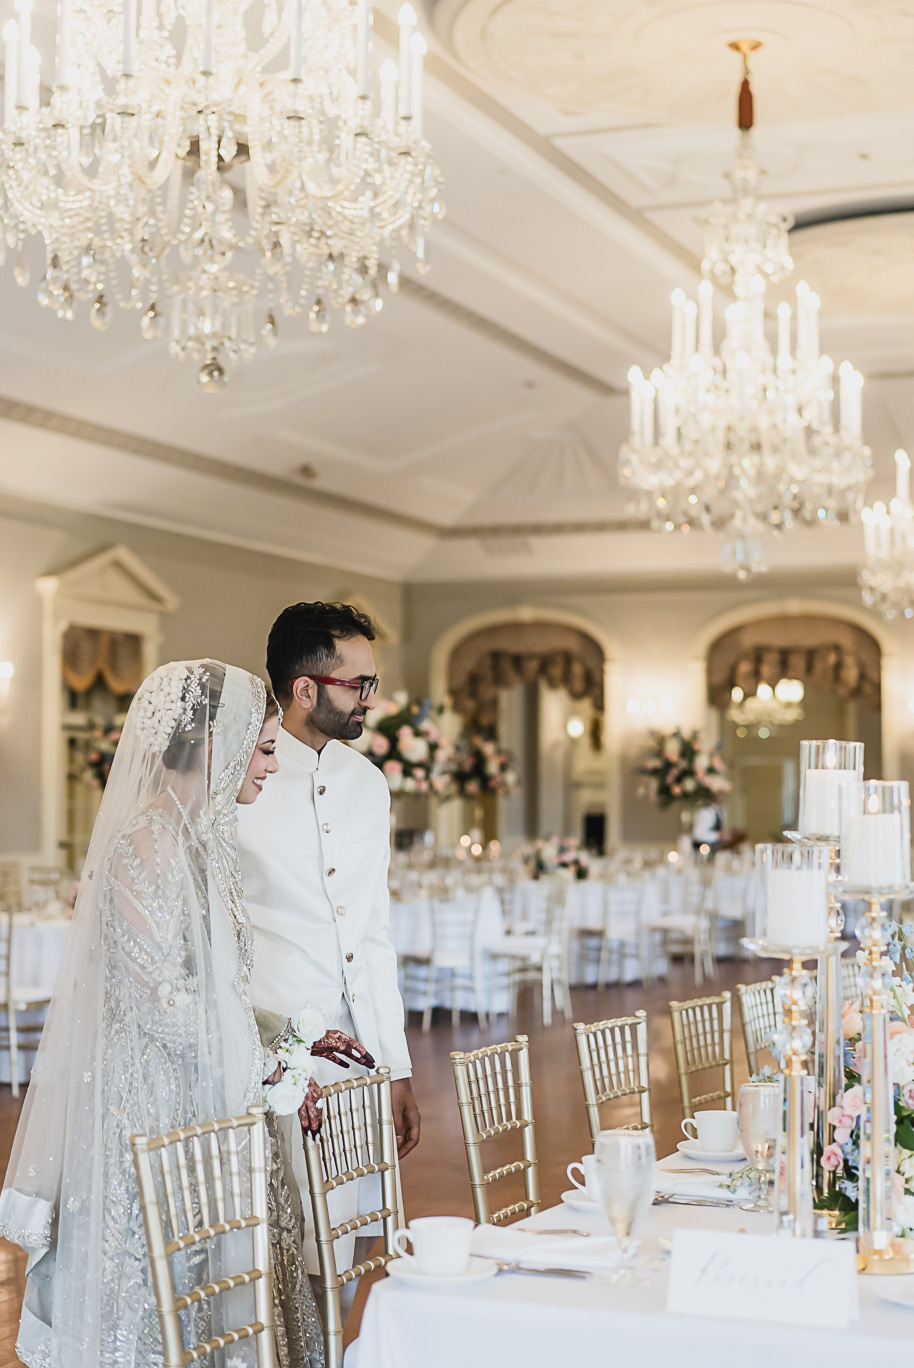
[862,505,876,559]
[397,2,416,117]
[55,0,71,86]
[3,20,19,122]
[25,39,38,109]
[14,0,30,106]
[641,382,655,447]
[202,0,215,74]
[627,365,643,439]
[776,300,791,364]
[379,57,397,132]
[698,278,713,358]
[896,449,910,505]
[356,0,371,97]
[670,287,686,367]
[683,298,697,359]
[807,290,820,365]
[410,32,425,138]
[122,0,136,74]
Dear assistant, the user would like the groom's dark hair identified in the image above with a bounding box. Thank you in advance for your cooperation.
[267,601,376,704]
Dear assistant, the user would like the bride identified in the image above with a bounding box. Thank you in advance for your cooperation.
[0,660,362,1368]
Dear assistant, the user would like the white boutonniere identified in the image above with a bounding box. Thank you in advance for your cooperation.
[264,1003,327,1116]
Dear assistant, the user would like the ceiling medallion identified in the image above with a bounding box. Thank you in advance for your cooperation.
[0,0,444,386]
[619,40,871,580]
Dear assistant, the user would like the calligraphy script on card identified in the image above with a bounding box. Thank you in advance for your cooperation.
[666,1229,859,1329]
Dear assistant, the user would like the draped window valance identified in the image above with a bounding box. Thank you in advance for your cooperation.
[707,616,881,711]
[62,625,144,696]
[448,622,605,730]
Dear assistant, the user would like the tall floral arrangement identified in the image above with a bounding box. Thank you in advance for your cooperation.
[819,923,914,1233]
[80,717,125,790]
[637,728,731,811]
[524,836,589,881]
[451,735,519,799]
[348,693,455,796]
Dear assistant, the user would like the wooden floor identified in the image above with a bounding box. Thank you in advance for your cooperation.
[0,958,767,1363]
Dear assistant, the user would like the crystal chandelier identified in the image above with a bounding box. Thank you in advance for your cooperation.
[0,0,443,387]
[859,449,914,620]
[619,40,871,579]
[727,677,805,730]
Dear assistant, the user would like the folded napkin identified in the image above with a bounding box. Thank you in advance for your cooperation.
[653,1169,748,1202]
[470,1224,620,1272]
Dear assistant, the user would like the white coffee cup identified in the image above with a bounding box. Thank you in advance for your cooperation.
[566,1153,599,1200]
[392,1217,474,1277]
[681,1110,739,1152]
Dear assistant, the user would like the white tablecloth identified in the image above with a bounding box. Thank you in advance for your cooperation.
[357,1171,909,1367]
[2,914,71,1084]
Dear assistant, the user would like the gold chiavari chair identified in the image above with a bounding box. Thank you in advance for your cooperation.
[450,1035,540,1225]
[735,978,779,1076]
[0,862,22,913]
[841,957,860,1003]
[669,991,733,1120]
[0,909,53,1098]
[130,1107,276,1368]
[303,1066,400,1368]
[573,1011,652,1146]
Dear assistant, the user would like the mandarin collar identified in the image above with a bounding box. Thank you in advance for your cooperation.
[278,727,345,772]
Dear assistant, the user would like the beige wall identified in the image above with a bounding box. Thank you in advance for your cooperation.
[0,494,405,855]
[405,572,914,844]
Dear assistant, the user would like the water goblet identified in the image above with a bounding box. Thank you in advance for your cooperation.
[594,1128,656,1282]
[737,1081,780,1212]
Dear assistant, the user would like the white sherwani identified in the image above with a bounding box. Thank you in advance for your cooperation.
[237,726,410,1269]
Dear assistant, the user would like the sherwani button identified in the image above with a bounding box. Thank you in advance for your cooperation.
[317,785,326,795]
[345,952,354,962]
[326,867,336,877]
[322,823,331,833]
[336,905,346,916]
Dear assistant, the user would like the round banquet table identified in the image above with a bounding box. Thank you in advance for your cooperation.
[2,913,72,1084]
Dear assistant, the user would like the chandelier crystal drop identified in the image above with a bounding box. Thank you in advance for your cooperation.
[619,40,871,579]
[859,449,914,620]
[0,0,444,385]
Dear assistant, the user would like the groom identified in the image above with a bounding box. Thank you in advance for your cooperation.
[237,601,419,1274]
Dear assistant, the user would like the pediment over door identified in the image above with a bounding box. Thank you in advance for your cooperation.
[37,543,181,615]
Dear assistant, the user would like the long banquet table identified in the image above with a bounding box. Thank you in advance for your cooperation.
[356,1167,911,1367]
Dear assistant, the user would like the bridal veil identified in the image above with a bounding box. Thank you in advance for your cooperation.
[0,660,266,1367]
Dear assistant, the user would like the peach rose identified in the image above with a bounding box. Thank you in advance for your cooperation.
[842,1000,863,1039]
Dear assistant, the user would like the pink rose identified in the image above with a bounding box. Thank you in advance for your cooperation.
[827,1108,854,1131]
[853,1042,865,1072]
[841,1001,862,1039]
[889,1020,911,1038]
[903,1083,914,1109]
[383,759,403,776]
[821,1144,844,1172]
[413,767,426,780]
[841,1085,864,1117]
[895,1172,906,1201]
[834,1126,852,1145]
[397,725,415,746]
[370,733,390,757]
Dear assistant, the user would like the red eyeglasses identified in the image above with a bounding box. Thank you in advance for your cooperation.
[292,674,380,702]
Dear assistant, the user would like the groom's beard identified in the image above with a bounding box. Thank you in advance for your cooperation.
[312,686,366,742]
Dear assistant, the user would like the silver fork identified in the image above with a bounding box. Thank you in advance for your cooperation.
[493,1260,591,1280]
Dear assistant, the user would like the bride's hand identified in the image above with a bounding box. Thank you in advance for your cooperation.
[310,1029,376,1072]
[298,1077,324,1137]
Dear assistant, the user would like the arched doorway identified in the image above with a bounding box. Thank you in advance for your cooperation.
[435,613,612,848]
[706,613,882,844]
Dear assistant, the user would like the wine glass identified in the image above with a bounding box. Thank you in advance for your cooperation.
[594,1129,656,1281]
[737,1081,780,1212]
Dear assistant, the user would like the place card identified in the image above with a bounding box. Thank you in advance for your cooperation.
[666,1229,859,1329]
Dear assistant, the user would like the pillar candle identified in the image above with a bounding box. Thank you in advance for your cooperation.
[843,812,905,889]
[801,768,858,838]
[766,867,829,948]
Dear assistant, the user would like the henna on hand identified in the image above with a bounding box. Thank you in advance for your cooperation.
[310,1029,376,1072]
[298,1076,324,1137]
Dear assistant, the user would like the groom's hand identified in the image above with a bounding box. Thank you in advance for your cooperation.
[391,1079,420,1158]
[311,1029,377,1071]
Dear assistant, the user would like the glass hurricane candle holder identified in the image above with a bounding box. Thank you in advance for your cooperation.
[750,842,832,955]
[797,740,864,843]
[839,780,914,1272]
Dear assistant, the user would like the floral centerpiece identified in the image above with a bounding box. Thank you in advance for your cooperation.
[819,924,914,1233]
[349,692,456,796]
[451,734,519,799]
[524,836,589,881]
[637,728,731,811]
[81,718,125,790]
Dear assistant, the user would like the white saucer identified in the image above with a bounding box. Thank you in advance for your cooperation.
[387,1255,499,1290]
[676,1139,745,1163]
[561,1188,601,1214]
[872,1277,914,1310]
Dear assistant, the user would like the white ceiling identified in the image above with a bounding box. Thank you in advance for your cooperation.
[1,0,913,584]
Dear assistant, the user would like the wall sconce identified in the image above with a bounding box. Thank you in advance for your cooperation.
[566,716,585,739]
[0,661,13,708]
